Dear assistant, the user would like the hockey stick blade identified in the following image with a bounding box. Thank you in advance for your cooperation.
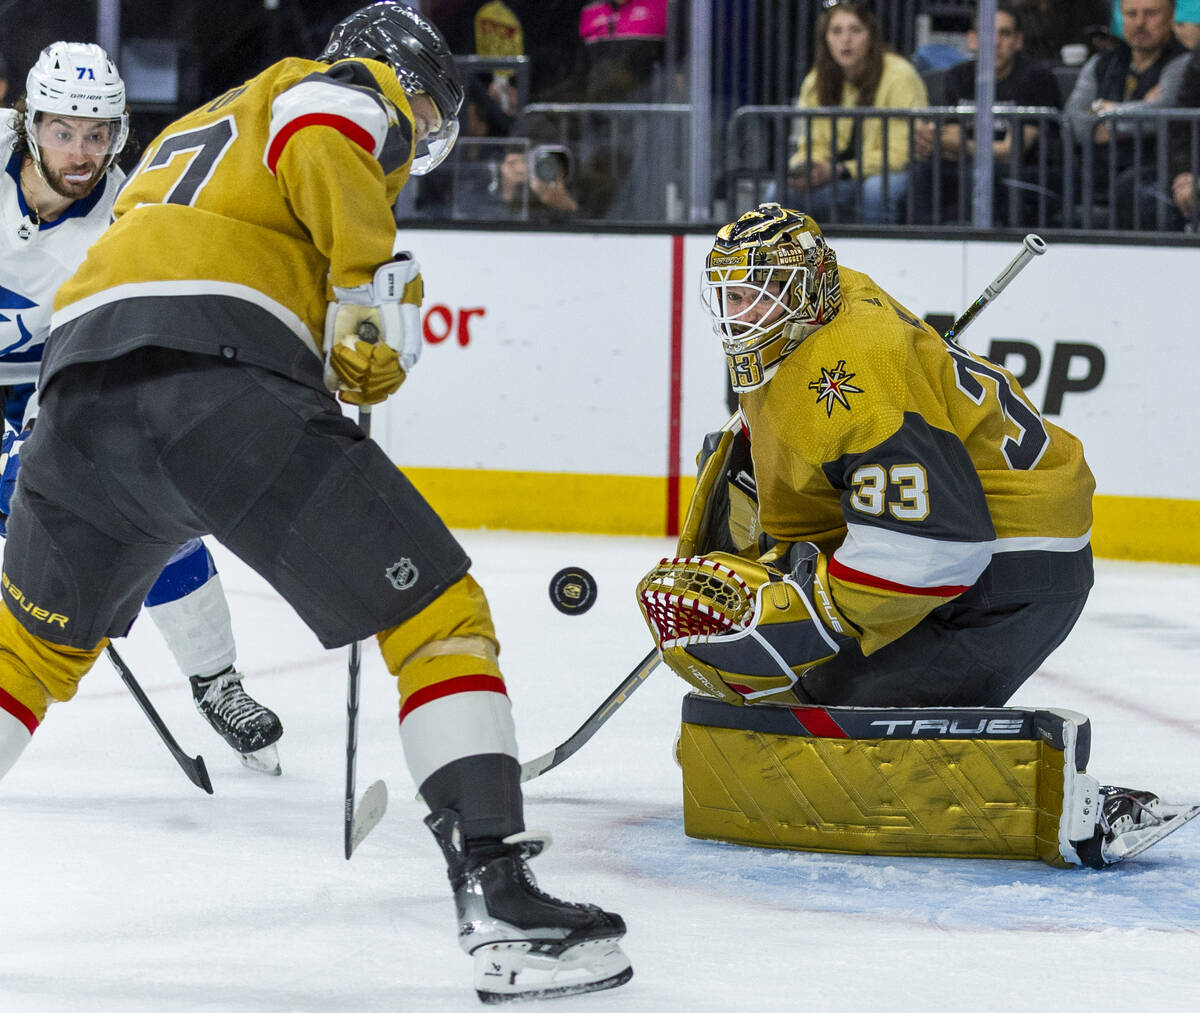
[520,648,660,783]
[105,644,214,794]
[347,778,389,855]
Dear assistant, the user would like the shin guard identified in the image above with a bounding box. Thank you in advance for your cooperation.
[144,542,237,678]
[379,575,523,839]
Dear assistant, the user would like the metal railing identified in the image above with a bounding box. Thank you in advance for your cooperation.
[408,101,1200,233]
[1071,106,1200,232]
[723,104,1200,233]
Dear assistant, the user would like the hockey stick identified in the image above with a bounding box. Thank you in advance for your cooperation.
[343,401,388,858]
[520,647,660,782]
[104,643,213,794]
[943,233,1046,342]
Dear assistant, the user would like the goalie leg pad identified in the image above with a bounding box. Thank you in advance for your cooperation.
[679,693,1094,867]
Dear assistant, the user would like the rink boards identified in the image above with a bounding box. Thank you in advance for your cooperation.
[372,231,1200,564]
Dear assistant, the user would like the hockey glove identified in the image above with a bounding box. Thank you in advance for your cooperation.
[325,252,424,406]
[0,424,31,536]
[636,547,856,706]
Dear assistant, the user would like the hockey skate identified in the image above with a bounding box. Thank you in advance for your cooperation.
[190,668,283,775]
[426,809,633,1004]
[1073,786,1200,868]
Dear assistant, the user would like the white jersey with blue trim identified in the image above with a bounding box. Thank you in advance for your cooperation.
[0,111,122,386]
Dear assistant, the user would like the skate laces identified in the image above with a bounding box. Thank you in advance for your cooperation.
[500,831,597,912]
[197,671,261,730]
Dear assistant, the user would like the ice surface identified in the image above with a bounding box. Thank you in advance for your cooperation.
[2,532,1198,1011]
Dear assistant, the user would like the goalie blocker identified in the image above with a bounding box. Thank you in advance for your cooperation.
[679,694,1198,867]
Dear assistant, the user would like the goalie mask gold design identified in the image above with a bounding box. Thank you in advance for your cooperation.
[702,203,842,393]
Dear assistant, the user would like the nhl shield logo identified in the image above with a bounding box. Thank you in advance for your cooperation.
[385,559,419,591]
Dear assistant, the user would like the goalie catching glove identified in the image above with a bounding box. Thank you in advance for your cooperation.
[636,545,857,706]
[325,252,424,406]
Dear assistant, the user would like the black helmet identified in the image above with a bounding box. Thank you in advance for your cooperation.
[320,2,464,174]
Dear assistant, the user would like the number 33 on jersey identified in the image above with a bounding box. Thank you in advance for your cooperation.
[738,267,1094,655]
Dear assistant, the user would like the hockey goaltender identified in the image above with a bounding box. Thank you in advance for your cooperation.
[637,203,1197,869]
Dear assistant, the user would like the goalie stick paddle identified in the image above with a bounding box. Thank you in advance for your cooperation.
[343,403,388,858]
[520,647,661,782]
[104,643,214,794]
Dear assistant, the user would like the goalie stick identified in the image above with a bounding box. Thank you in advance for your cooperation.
[943,233,1046,342]
[520,648,660,782]
[343,401,388,858]
[105,643,213,794]
[521,236,1052,785]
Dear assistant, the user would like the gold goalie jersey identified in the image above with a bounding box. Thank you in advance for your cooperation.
[46,57,417,392]
[739,267,1094,656]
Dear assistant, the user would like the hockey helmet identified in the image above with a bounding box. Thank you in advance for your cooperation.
[702,203,842,393]
[24,42,129,175]
[320,2,464,175]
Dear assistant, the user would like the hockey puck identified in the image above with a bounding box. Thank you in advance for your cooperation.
[548,567,598,616]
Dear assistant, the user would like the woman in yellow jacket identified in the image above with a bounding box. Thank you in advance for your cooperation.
[786,0,928,224]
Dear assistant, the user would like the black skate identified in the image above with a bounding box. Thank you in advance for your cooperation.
[1074,785,1200,868]
[190,667,283,776]
[426,809,632,1004]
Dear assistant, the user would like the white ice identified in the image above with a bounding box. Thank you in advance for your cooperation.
[2,532,1198,1012]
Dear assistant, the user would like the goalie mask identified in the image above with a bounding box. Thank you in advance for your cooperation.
[24,42,129,179]
[702,203,842,393]
[320,2,464,175]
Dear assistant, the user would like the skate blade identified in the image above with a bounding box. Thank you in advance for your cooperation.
[1105,802,1200,862]
[239,743,282,776]
[474,937,632,1004]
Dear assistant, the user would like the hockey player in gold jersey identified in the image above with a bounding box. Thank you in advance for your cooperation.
[637,204,1198,869]
[641,202,1093,709]
[0,3,629,1002]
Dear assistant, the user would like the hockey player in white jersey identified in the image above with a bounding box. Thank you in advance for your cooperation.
[0,41,283,773]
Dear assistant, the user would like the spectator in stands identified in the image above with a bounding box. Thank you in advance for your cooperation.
[415,81,578,222]
[0,50,9,106]
[577,0,672,103]
[785,0,927,225]
[1107,31,1200,228]
[1112,0,1200,50]
[911,2,1062,225]
[1066,0,1190,227]
[1166,43,1200,226]
[478,108,579,222]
